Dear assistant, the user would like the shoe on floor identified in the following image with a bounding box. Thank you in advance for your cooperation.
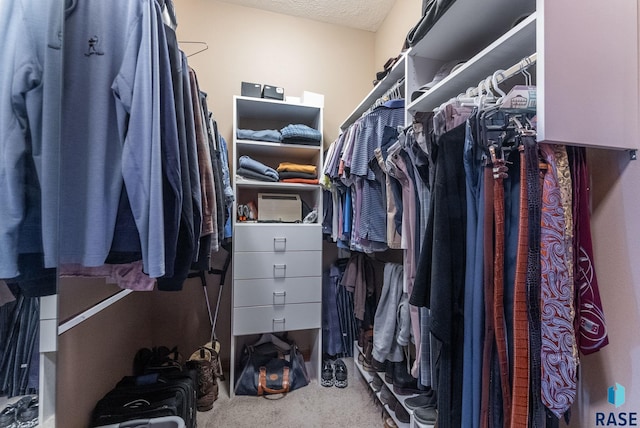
[333,358,348,388]
[414,405,438,425]
[321,359,334,387]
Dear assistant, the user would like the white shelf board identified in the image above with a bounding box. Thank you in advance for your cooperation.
[236,140,321,158]
[340,52,408,130]
[235,96,321,123]
[408,13,536,114]
[235,178,320,190]
[409,0,534,61]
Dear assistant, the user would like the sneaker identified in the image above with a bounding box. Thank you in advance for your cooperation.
[333,359,348,388]
[414,406,437,425]
[0,407,17,428]
[404,390,435,411]
[321,360,334,387]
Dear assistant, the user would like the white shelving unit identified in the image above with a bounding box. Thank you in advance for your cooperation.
[353,343,434,428]
[342,0,638,422]
[230,95,324,397]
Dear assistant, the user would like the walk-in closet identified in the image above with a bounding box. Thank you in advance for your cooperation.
[1,0,639,427]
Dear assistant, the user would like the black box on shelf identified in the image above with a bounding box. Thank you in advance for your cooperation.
[262,84,284,100]
[241,81,262,98]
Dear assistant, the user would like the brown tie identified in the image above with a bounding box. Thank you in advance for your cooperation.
[510,143,530,427]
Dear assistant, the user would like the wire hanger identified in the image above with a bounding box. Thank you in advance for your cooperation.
[180,40,209,57]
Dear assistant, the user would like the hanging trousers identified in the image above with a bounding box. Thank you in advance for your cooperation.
[461,117,485,428]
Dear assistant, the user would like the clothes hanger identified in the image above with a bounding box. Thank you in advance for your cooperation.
[180,40,209,57]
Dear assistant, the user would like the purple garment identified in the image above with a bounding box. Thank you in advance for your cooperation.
[59,261,155,291]
[539,144,577,418]
[569,147,609,354]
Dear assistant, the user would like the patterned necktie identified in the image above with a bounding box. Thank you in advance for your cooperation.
[539,144,578,419]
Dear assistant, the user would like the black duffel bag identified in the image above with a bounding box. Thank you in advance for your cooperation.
[234,338,309,397]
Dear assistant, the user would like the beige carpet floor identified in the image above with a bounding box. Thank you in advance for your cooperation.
[196,357,386,428]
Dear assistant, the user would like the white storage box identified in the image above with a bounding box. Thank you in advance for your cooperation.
[258,193,301,223]
[302,91,324,107]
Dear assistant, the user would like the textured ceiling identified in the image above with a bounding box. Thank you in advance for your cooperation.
[217,0,397,32]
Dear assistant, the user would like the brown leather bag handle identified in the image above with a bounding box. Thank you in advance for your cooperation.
[257,366,290,395]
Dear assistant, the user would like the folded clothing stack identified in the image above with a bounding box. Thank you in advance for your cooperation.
[280,124,321,146]
[237,155,279,182]
[277,162,318,184]
[236,128,282,143]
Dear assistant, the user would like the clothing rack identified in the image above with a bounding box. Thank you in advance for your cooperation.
[363,77,405,116]
[460,53,537,100]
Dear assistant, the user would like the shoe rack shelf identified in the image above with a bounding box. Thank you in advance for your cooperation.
[353,342,434,428]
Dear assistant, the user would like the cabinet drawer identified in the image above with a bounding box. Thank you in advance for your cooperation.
[234,224,321,252]
[233,251,321,280]
[234,277,321,308]
[233,302,321,335]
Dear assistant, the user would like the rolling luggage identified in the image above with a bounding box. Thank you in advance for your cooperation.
[90,371,197,428]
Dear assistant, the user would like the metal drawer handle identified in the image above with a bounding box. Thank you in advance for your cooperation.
[272,318,286,331]
[273,264,287,278]
[273,291,286,305]
[273,237,287,251]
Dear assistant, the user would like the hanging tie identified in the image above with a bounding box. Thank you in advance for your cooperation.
[539,144,578,419]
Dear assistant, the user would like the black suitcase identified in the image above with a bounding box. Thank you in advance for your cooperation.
[90,371,197,428]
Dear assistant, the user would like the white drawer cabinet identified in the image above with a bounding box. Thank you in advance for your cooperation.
[230,96,324,396]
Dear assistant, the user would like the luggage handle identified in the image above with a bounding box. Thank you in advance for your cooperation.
[257,366,290,395]
[119,418,153,427]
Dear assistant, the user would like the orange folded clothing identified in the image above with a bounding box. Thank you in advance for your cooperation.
[276,162,317,175]
[280,178,319,185]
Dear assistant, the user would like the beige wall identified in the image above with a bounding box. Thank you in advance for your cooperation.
[174,0,375,146]
[564,149,640,427]
[374,0,422,71]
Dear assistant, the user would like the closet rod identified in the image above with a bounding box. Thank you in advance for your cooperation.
[499,52,537,83]
[463,53,537,99]
[58,289,133,335]
[364,77,405,116]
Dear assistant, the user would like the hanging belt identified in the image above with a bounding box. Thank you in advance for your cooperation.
[510,142,530,428]
[524,135,544,428]
[489,144,512,428]
[480,163,495,428]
